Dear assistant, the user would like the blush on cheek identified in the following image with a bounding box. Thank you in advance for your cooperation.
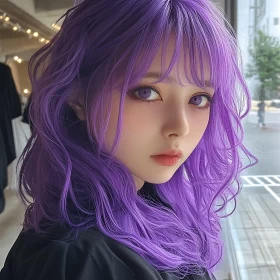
[124,104,159,132]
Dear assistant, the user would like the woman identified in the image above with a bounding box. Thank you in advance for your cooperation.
[0,0,258,279]
[257,101,265,128]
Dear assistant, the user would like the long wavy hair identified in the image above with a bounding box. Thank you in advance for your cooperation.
[18,0,258,278]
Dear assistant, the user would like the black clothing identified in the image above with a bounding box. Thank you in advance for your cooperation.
[0,184,215,280]
[0,63,22,213]
[0,63,22,168]
[0,224,215,280]
[257,102,266,126]
[0,129,8,194]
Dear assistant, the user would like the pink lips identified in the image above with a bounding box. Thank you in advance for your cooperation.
[151,149,182,166]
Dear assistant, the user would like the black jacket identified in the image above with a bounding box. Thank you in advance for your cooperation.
[0,224,216,280]
[0,184,216,280]
[0,63,22,192]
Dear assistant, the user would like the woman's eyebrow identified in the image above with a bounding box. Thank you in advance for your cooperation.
[143,72,213,89]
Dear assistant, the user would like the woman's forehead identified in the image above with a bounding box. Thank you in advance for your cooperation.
[144,62,212,88]
[141,71,212,88]
[145,38,212,85]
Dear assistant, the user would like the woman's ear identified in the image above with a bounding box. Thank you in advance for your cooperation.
[68,100,86,120]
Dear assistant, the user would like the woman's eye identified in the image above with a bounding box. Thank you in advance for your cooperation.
[189,94,212,110]
[130,86,161,102]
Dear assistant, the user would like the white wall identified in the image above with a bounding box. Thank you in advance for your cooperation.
[237,0,251,66]
[265,0,280,37]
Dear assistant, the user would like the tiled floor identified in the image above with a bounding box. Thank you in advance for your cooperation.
[228,182,280,280]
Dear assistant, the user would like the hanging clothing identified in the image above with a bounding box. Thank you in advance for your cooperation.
[0,63,22,193]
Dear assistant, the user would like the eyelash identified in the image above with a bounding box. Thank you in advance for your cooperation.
[128,85,213,111]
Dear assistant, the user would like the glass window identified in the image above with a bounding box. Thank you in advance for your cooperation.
[222,1,280,279]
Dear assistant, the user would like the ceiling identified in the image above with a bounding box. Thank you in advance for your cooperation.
[34,0,73,12]
[0,1,55,58]
[0,24,27,40]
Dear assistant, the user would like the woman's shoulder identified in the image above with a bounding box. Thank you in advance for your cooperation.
[0,225,137,280]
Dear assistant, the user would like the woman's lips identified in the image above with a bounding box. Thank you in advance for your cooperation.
[151,155,180,166]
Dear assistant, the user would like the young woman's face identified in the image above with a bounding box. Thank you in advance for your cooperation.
[105,38,215,191]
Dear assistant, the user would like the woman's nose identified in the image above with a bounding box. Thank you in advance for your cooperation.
[161,105,190,139]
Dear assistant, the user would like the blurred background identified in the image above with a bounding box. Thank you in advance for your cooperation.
[0,0,279,279]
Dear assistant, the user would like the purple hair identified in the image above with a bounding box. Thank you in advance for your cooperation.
[18,0,258,278]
